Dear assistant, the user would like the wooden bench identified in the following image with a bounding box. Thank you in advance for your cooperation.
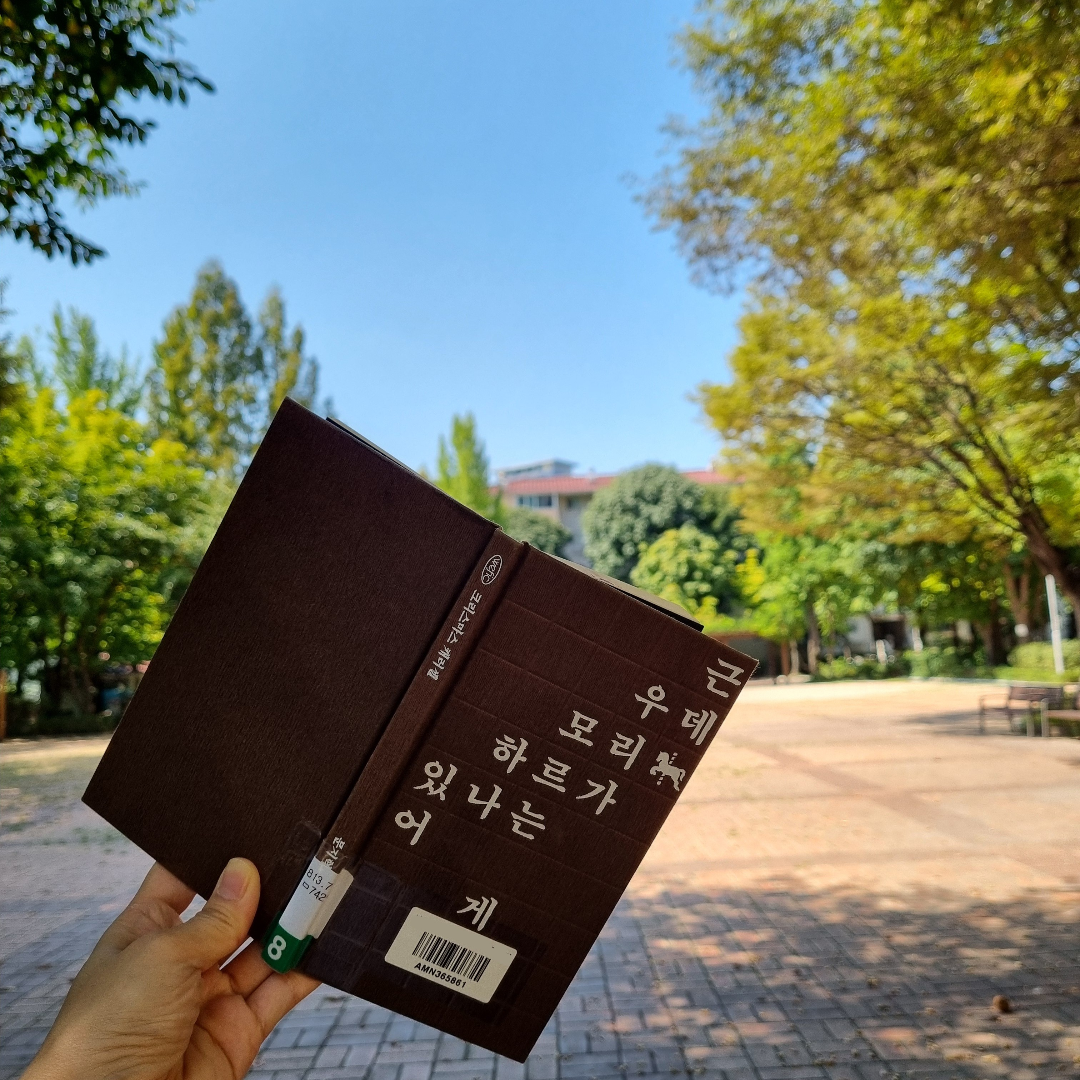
[978,684,1065,735]
[1046,708,1080,738]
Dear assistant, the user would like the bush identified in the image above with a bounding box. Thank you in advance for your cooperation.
[4,695,121,738]
[1008,640,1080,671]
[504,507,572,557]
[815,656,908,681]
[906,645,993,679]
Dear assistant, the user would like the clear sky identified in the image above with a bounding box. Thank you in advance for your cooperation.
[2,1,744,475]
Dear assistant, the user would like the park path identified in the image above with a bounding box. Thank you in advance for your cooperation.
[2,680,1079,1079]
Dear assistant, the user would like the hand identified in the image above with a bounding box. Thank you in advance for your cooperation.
[23,858,319,1080]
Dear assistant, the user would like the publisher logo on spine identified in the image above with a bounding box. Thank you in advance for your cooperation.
[481,555,503,585]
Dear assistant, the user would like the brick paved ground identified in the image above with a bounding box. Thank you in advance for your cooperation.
[3,681,1080,1079]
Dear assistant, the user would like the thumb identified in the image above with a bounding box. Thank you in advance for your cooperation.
[167,857,261,969]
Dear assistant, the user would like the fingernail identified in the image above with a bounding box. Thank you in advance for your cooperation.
[213,858,249,901]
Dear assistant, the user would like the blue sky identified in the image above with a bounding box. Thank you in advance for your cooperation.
[3,1,743,475]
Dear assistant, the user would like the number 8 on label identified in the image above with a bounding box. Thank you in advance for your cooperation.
[266,935,287,961]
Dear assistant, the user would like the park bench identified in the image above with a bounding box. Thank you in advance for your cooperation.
[1047,711,1080,737]
[1046,693,1080,738]
[978,684,1065,736]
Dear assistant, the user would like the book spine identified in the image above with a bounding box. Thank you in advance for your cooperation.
[262,530,525,972]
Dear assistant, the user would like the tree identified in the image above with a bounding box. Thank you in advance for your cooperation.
[147,262,321,477]
[504,507,572,557]
[50,306,140,412]
[0,283,21,410]
[630,522,739,622]
[259,288,319,415]
[1,0,212,263]
[650,0,1080,612]
[697,281,1080,613]
[0,384,205,714]
[430,413,504,523]
[582,464,741,581]
[738,533,876,674]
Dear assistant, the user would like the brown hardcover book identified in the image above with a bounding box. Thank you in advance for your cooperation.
[83,399,755,1061]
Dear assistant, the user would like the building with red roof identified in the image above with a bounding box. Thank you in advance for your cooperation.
[496,460,730,565]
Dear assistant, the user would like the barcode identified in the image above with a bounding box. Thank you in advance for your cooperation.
[412,931,492,983]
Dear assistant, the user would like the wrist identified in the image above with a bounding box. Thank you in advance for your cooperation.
[22,1031,92,1080]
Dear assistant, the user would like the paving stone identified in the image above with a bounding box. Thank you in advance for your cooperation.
[5,684,1080,1080]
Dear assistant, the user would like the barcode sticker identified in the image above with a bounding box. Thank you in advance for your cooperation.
[384,907,517,1003]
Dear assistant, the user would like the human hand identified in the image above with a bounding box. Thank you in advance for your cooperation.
[23,858,319,1080]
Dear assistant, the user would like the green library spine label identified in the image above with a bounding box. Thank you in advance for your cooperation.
[261,920,312,973]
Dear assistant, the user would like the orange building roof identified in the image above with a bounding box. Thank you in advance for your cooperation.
[502,469,730,496]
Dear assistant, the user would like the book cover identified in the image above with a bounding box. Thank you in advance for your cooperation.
[83,399,756,1061]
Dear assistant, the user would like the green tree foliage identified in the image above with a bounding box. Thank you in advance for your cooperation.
[630,522,739,621]
[0,383,205,714]
[504,507,572,557]
[0,285,21,409]
[0,270,321,722]
[0,0,212,263]
[0,1,210,263]
[430,413,504,523]
[148,262,320,477]
[261,288,319,416]
[737,535,877,672]
[651,0,1080,614]
[50,306,140,412]
[582,464,741,581]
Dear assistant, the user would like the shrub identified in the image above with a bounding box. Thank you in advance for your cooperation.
[906,645,993,679]
[815,656,907,681]
[504,507,572,557]
[4,697,121,738]
[1008,640,1080,671]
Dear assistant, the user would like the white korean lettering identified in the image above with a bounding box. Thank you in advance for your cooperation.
[394,809,432,845]
[457,895,498,932]
[559,710,597,747]
[414,760,458,800]
[493,735,528,773]
[532,756,571,793]
[510,800,546,840]
[635,684,669,719]
[467,782,503,820]
[609,732,645,769]
[681,708,718,746]
[576,779,618,815]
[706,659,744,697]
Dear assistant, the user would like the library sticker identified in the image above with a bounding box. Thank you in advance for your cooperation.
[385,907,517,1003]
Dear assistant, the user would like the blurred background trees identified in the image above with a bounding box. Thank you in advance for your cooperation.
[427,412,573,556]
[636,0,1080,671]
[4,0,1079,729]
[0,263,322,727]
[582,464,742,581]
